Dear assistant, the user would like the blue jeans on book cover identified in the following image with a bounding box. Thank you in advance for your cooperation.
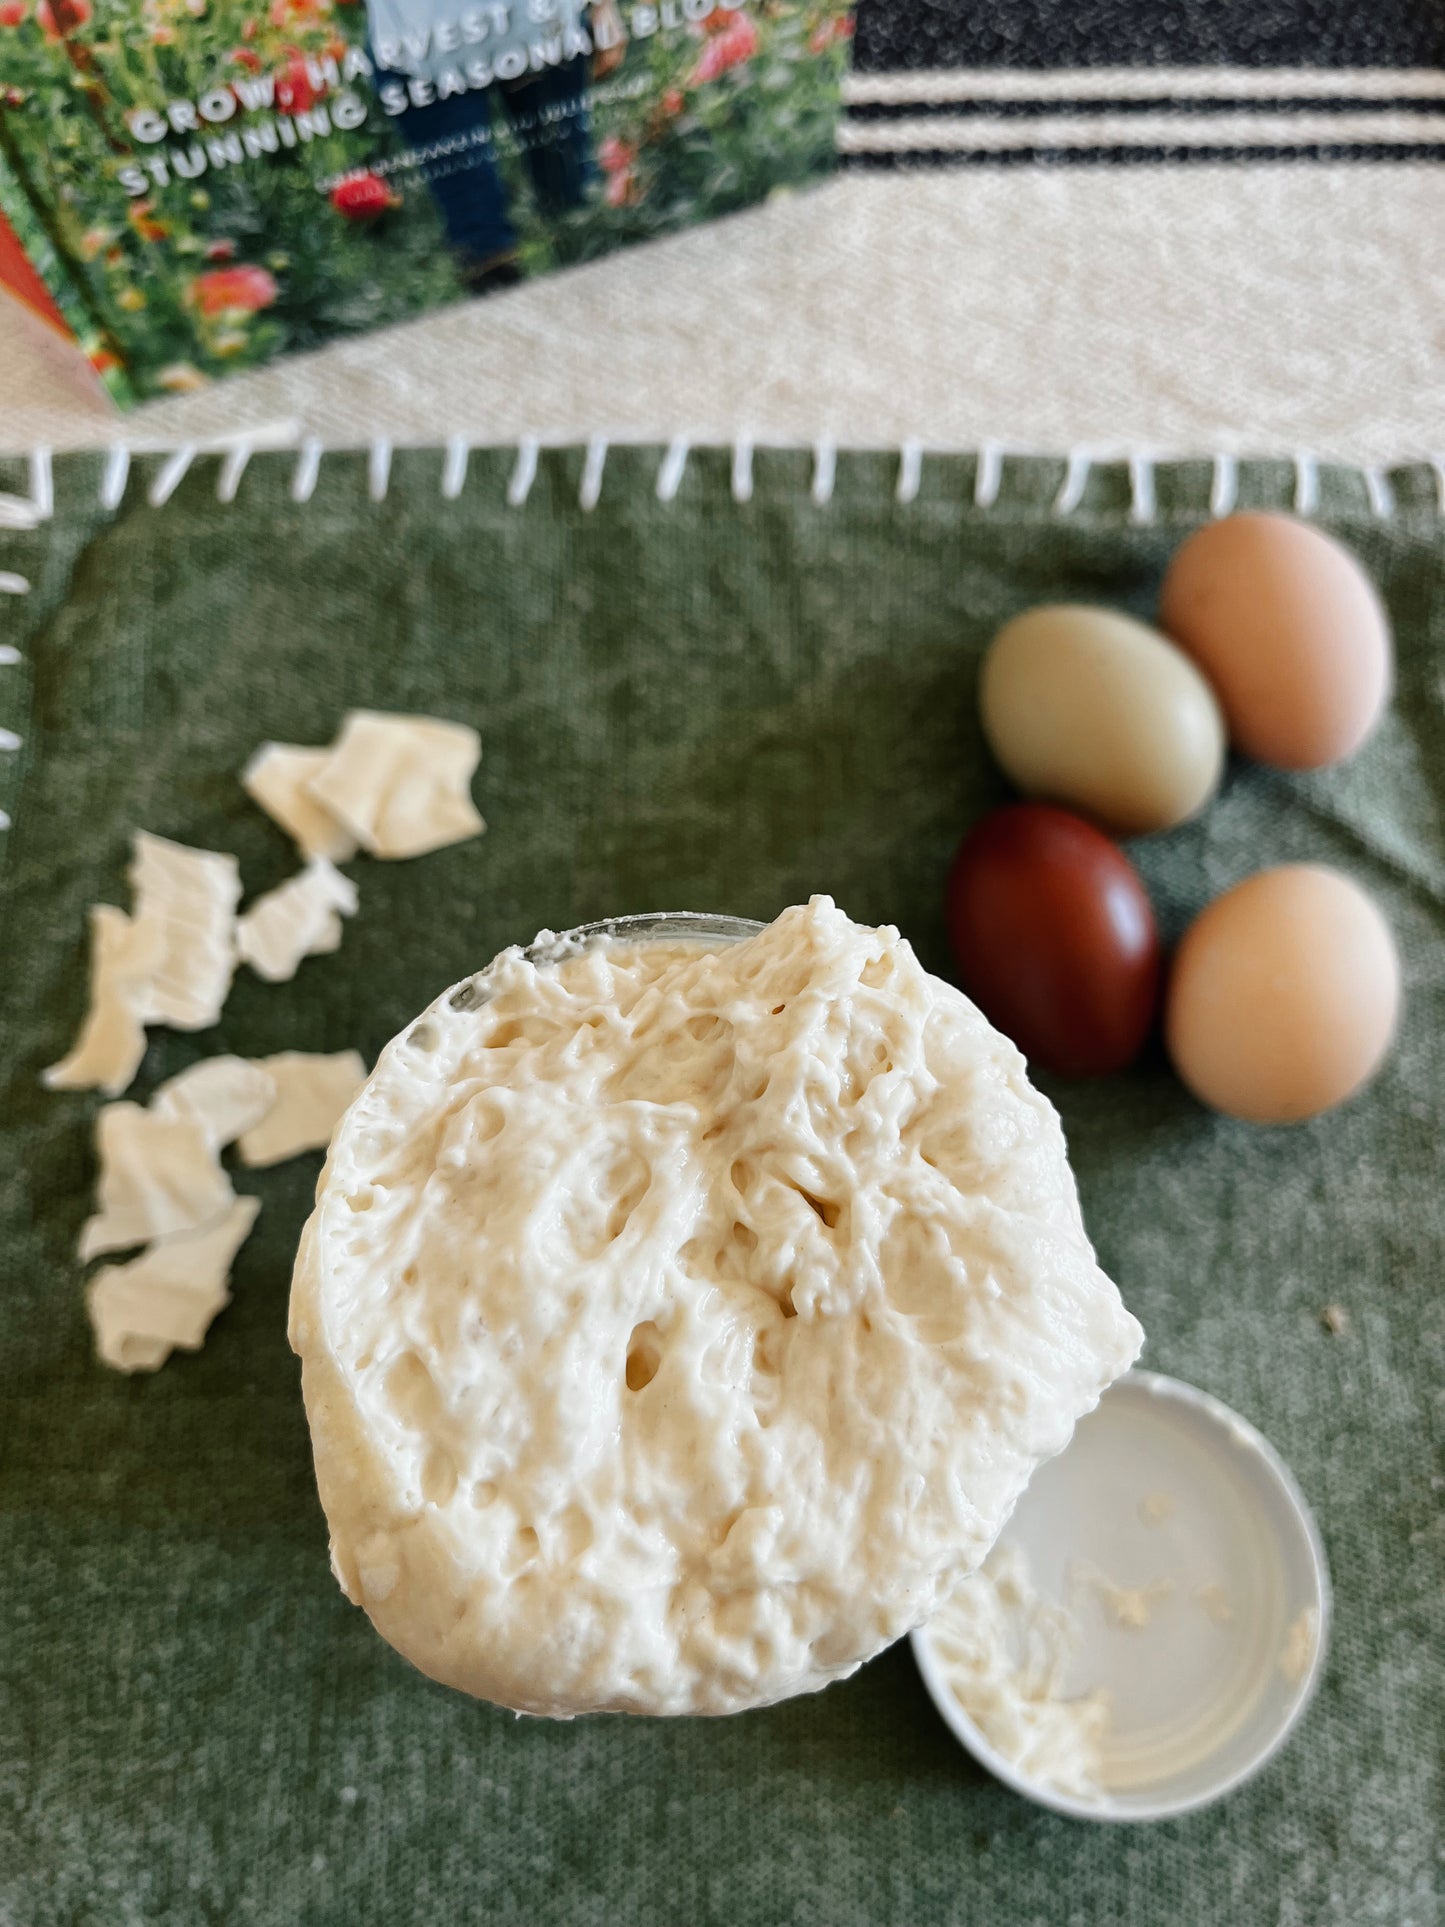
[391,55,595,269]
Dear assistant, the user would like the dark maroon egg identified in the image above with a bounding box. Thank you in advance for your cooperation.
[945,803,1161,1077]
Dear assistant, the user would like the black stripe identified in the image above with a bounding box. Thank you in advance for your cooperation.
[846,94,1445,120]
[842,141,1445,166]
[851,0,1445,76]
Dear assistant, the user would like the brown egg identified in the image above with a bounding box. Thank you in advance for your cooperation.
[1159,513,1392,769]
[1165,865,1400,1123]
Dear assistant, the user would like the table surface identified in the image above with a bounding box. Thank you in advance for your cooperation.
[0,448,1440,1927]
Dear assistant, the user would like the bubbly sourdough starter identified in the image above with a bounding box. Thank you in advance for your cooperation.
[290,898,1142,1716]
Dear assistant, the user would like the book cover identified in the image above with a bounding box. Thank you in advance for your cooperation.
[0,0,851,406]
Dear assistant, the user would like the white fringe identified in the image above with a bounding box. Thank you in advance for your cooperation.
[731,436,754,505]
[1364,466,1394,517]
[441,434,470,501]
[1054,449,1090,515]
[1209,453,1238,518]
[0,495,40,531]
[507,436,539,507]
[290,437,322,504]
[216,443,251,505]
[656,436,690,503]
[367,437,392,504]
[28,447,53,521]
[578,433,608,511]
[1128,452,1156,525]
[0,440,1420,526]
[100,445,131,512]
[973,440,1002,509]
[147,445,195,507]
[1293,451,1320,516]
[896,438,923,505]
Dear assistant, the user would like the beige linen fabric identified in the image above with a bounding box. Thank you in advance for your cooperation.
[1,162,1440,459]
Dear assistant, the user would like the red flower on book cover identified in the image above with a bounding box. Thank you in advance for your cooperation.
[127,200,169,242]
[598,135,636,175]
[269,0,330,23]
[689,11,757,82]
[661,87,685,116]
[329,172,401,219]
[275,49,324,113]
[204,238,237,260]
[36,0,91,37]
[229,45,262,68]
[0,2,29,27]
[191,264,278,315]
[809,13,852,52]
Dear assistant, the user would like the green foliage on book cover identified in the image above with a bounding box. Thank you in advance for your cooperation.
[0,0,848,401]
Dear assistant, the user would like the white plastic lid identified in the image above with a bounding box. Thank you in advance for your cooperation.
[912,1370,1331,1821]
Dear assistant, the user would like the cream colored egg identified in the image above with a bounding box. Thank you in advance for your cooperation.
[1166,865,1400,1124]
[1159,513,1392,770]
[979,606,1227,835]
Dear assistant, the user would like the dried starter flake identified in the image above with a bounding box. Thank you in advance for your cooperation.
[239,1051,367,1167]
[236,858,359,984]
[130,832,241,1030]
[242,743,358,864]
[87,1197,262,1373]
[80,1102,236,1261]
[42,904,164,1097]
[306,712,485,860]
[153,1055,278,1150]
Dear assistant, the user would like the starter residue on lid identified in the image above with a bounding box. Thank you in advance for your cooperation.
[1279,1607,1320,1686]
[927,1542,1111,1801]
[917,1371,1332,1820]
[1075,1560,1176,1632]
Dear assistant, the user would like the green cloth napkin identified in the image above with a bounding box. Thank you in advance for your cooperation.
[1,447,1440,1927]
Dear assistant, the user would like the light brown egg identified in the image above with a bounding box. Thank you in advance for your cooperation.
[1159,513,1392,770]
[1165,865,1400,1124]
[979,606,1226,835]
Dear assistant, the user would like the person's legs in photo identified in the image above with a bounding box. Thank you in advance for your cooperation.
[387,81,525,292]
[498,54,596,223]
